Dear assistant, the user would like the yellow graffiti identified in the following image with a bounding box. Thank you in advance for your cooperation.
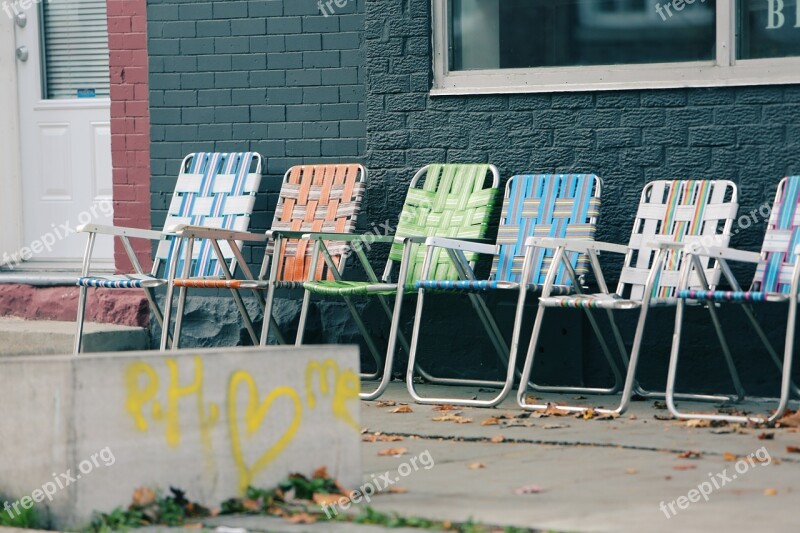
[228,372,303,494]
[305,359,360,432]
[125,362,162,431]
[124,357,219,449]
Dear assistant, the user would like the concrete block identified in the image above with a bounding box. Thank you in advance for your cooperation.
[0,346,361,529]
[0,319,148,356]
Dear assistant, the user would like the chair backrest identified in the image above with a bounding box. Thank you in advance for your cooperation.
[268,164,367,282]
[156,152,262,278]
[617,180,738,301]
[389,164,501,283]
[491,173,601,285]
[753,176,800,294]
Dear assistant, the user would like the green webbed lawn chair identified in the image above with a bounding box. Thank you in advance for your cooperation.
[295,164,501,400]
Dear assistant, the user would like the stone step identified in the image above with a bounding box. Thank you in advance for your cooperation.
[0,318,149,355]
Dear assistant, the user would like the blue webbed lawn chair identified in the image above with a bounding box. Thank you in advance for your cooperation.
[405,173,616,407]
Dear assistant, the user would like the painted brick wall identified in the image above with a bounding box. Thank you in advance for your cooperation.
[109,0,152,272]
[364,0,800,391]
[146,0,366,266]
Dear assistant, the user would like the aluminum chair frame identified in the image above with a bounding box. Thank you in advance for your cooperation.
[666,177,800,423]
[295,164,501,400]
[405,174,627,407]
[517,180,742,415]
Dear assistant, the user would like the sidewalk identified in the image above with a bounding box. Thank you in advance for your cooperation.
[205,383,800,533]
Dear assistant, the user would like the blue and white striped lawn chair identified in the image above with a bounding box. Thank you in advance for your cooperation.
[667,176,800,423]
[75,152,264,353]
[405,173,610,407]
[517,180,740,415]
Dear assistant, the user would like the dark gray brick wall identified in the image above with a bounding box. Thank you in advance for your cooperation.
[364,0,800,392]
[147,0,366,266]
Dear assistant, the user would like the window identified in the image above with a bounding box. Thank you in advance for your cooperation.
[432,0,800,94]
[42,0,110,99]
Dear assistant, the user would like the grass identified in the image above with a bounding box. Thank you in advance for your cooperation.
[0,497,41,529]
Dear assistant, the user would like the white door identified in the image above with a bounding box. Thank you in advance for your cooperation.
[13,0,114,270]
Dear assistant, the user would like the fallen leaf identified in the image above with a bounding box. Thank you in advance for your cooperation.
[375,400,397,407]
[654,401,668,410]
[514,484,545,494]
[673,464,697,471]
[764,488,778,496]
[536,403,570,417]
[131,487,156,507]
[432,414,472,423]
[502,419,536,428]
[313,493,345,506]
[481,417,501,426]
[362,434,405,443]
[677,450,702,459]
[625,468,639,474]
[757,432,775,440]
[287,513,317,524]
[378,447,408,457]
[242,498,261,512]
[777,409,800,427]
[313,467,329,479]
[387,486,408,494]
[525,395,540,402]
[433,404,459,411]
[629,414,638,420]
[490,434,505,443]
[654,414,674,421]
[391,405,413,414]
[467,462,486,470]
[686,419,711,428]
[723,452,738,462]
[786,446,800,454]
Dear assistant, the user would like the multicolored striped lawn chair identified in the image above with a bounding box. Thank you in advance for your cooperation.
[296,164,501,400]
[166,164,367,349]
[405,173,612,407]
[666,176,800,423]
[257,164,367,345]
[75,152,263,354]
[516,180,740,415]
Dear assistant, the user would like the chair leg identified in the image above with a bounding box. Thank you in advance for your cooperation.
[741,303,800,399]
[74,284,89,355]
[361,288,405,400]
[294,289,312,346]
[260,281,288,346]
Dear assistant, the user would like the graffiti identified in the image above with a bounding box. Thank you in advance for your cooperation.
[123,356,359,494]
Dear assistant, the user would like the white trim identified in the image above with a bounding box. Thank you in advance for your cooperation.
[0,16,23,260]
[431,0,800,96]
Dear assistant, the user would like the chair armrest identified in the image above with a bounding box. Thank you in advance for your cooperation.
[525,237,628,255]
[265,230,315,240]
[169,225,269,243]
[645,238,685,251]
[301,232,395,244]
[425,236,498,256]
[685,243,762,264]
[77,224,166,241]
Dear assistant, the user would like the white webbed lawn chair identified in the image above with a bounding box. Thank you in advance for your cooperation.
[667,176,800,423]
[75,152,264,353]
[517,180,740,414]
[405,173,622,407]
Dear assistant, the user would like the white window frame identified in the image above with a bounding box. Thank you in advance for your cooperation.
[432,0,800,95]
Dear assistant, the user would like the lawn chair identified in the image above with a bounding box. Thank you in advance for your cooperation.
[167,164,367,349]
[405,173,623,407]
[75,152,263,354]
[666,176,800,423]
[296,164,501,400]
[517,180,740,415]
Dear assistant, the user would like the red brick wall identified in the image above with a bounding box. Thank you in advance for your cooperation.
[107,0,151,273]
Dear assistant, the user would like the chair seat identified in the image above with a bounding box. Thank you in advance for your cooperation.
[677,289,789,303]
[78,275,165,289]
[172,278,251,289]
[415,279,573,295]
[540,292,682,309]
[303,280,420,296]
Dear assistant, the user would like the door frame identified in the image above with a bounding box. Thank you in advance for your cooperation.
[0,15,23,267]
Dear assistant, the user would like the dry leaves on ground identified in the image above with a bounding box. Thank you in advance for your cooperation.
[375,400,397,407]
[764,488,778,496]
[433,404,460,411]
[529,403,571,418]
[786,446,800,454]
[625,468,639,474]
[673,464,697,471]
[677,450,702,459]
[777,409,800,427]
[312,493,345,506]
[757,432,775,440]
[432,414,473,424]
[481,417,501,426]
[579,409,619,421]
[378,447,408,457]
[387,486,408,494]
[362,433,405,443]
[287,513,317,524]
[490,434,505,443]
[723,452,738,461]
[467,463,486,470]
[391,405,413,414]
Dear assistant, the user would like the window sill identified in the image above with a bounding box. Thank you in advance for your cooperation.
[431,57,800,96]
